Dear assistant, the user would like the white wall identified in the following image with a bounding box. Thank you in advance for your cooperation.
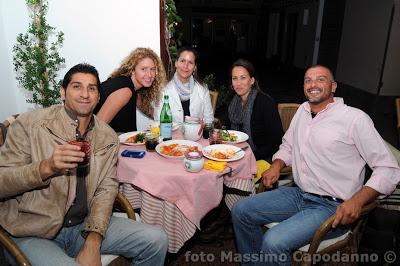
[0,7,18,119]
[0,0,160,121]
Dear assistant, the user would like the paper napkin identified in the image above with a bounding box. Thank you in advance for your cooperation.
[203,160,227,172]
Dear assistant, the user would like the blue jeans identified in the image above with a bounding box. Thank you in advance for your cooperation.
[9,216,168,266]
[231,186,348,266]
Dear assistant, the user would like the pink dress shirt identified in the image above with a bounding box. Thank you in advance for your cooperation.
[273,97,400,200]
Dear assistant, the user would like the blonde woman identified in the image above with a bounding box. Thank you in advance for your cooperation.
[95,48,166,132]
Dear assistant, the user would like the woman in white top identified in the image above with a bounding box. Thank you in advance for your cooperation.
[154,47,214,124]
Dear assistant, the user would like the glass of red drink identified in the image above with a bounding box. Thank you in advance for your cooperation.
[68,139,91,167]
[208,129,222,145]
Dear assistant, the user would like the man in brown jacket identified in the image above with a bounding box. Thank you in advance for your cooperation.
[0,64,167,266]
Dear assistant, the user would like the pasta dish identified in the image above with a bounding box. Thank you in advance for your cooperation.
[160,144,200,157]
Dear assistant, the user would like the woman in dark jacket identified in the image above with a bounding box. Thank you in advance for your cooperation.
[227,59,283,161]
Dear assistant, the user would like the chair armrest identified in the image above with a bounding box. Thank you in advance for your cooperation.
[306,201,377,255]
[0,227,31,266]
[280,166,292,176]
[114,192,136,221]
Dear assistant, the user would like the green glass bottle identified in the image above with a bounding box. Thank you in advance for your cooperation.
[160,95,172,141]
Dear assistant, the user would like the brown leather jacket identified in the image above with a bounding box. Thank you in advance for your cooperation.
[0,106,119,238]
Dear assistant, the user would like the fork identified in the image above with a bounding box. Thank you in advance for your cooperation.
[235,146,249,154]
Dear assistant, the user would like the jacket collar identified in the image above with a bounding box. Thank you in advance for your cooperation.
[63,107,95,139]
[43,106,93,142]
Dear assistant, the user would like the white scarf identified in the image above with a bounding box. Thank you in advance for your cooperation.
[173,72,194,101]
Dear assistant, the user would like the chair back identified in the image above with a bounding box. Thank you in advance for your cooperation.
[277,103,300,132]
[209,90,219,113]
[0,114,19,147]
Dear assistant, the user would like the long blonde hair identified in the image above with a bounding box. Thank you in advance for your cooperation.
[110,47,166,117]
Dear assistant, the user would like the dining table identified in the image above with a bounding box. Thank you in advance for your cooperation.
[117,130,257,253]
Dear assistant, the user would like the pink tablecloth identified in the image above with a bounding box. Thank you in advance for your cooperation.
[117,132,257,252]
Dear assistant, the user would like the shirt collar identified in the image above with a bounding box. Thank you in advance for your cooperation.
[63,106,95,139]
[304,97,344,114]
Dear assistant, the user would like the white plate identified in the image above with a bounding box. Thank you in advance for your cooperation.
[221,130,249,144]
[156,139,202,159]
[152,122,180,131]
[119,131,146,146]
[203,144,245,162]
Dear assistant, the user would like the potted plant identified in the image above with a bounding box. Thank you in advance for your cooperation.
[13,0,65,107]
[203,73,233,111]
[165,0,182,77]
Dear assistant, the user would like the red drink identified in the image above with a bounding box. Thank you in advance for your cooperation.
[208,129,222,145]
[69,139,90,166]
[209,139,222,145]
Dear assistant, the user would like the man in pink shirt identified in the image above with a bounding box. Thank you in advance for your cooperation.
[231,65,400,266]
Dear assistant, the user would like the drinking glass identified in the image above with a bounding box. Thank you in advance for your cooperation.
[150,123,160,136]
[208,129,222,145]
[202,123,214,139]
[145,132,159,152]
[68,139,90,167]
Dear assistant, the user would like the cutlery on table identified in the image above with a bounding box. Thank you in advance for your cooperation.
[235,146,249,154]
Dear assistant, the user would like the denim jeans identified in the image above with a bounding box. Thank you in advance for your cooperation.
[10,216,168,266]
[231,186,348,266]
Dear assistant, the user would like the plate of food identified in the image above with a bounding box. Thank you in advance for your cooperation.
[220,130,249,144]
[156,139,202,159]
[203,144,245,162]
[119,131,147,146]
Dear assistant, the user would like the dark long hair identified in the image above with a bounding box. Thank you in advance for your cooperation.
[173,46,200,81]
[230,58,262,93]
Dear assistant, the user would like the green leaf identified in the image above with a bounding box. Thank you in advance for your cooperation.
[13,0,64,107]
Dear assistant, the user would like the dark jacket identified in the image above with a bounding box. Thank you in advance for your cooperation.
[224,92,283,161]
[250,93,283,161]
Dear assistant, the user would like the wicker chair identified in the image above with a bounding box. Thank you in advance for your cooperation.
[294,201,376,266]
[209,90,219,113]
[0,114,19,146]
[277,103,300,177]
[0,115,137,266]
[258,180,377,266]
[0,192,137,266]
[254,103,300,184]
[277,103,300,133]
